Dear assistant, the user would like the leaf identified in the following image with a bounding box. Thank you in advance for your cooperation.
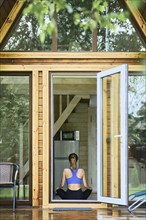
[66,4,73,13]
[40,31,46,43]
[99,5,105,12]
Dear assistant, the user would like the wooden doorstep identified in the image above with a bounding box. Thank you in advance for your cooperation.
[43,202,108,209]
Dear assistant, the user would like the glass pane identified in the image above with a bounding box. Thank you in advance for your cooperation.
[52,74,97,201]
[3,14,52,51]
[102,74,121,198]
[57,0,92,51]
[97,1,145,52]
[0,75,30,201]
[128,74,146,196]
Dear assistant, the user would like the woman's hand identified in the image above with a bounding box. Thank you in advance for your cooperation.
[56,185,63,190]
[86,186,92,190]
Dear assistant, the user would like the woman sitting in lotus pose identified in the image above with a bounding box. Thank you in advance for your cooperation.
[56,153,92,200]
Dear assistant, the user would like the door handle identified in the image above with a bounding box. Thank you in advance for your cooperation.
[114,134,122,138]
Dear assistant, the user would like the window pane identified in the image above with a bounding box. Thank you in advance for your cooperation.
[3,14,52,51]
[57,1,92,51]
[0,75,31,201]
[128,75,146,195]
[97,1,145,52]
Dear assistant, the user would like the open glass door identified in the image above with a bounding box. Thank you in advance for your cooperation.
[97,64,128,205]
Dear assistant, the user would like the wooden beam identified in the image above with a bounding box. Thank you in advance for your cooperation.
[0,0,25,44]
[0,64,145,72]
[53,84,96,95]
[32,70,39,206]
[124,0,146,38]
[42,70,49,207]
[54,95,82,136]
[0,52,145,59]
[53,78,96,95]
[53,78,96,84]
[59,95,62,115]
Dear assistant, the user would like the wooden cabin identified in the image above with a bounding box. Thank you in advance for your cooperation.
[0,0,146,209]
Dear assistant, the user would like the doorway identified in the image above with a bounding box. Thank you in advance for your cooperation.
[51,65,129,204]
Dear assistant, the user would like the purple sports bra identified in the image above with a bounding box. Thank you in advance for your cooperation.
[66,168,82,185]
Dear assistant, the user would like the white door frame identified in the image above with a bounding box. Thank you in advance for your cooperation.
[97,64,128,205]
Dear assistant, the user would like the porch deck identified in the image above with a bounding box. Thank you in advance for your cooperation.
[0,207,145,220]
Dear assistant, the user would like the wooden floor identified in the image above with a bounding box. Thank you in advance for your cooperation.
[0,207,146,220]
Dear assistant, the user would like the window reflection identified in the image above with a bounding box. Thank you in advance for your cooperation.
[0,74,31,201]
[128,75,146,195]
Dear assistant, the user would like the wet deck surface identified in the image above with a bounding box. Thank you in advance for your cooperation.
[0,207,146,220]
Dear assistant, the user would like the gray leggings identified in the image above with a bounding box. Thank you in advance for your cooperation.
[56,188,92,200]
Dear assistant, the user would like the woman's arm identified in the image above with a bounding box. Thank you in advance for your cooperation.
[82,169,92,190]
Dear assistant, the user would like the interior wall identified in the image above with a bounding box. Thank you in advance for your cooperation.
[61,102,89,179]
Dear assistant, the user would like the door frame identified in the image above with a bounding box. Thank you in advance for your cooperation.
[97,64,128,205]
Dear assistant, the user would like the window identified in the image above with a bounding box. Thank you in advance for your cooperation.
[0,74,31,202]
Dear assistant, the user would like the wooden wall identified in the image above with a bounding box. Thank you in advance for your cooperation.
[0,52,145,208]
[62,102,89,175]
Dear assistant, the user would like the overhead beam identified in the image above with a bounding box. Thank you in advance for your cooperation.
[0,0,25,44]
[0,52,145,59]
[53,79,96,95]
[124,0,146,40]
[53,84,96,95]
[53,78,96,84]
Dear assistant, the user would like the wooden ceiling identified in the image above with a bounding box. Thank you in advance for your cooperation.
[0,0,16,28]
[0,0,146,47]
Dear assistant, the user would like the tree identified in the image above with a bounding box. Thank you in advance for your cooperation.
[4,14,52,51]
[0,78,29,163]
[128,76,146,163]
[23,0,127,43]
[4,0,145,51]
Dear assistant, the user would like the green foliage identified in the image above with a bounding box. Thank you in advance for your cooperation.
[57,0,92,51]
[109,31,145,52]
[0,78,29,163]
[128,75,146,163]
[129,164,140,188]
[23,0,128,43]
[3,14,52,51]
[3,0,145,51]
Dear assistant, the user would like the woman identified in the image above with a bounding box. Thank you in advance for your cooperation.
[56,153,92,200]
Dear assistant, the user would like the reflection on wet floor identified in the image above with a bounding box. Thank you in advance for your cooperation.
[0,207,146,220]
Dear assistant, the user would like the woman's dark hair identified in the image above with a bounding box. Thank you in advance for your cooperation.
[68,153,78,161]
